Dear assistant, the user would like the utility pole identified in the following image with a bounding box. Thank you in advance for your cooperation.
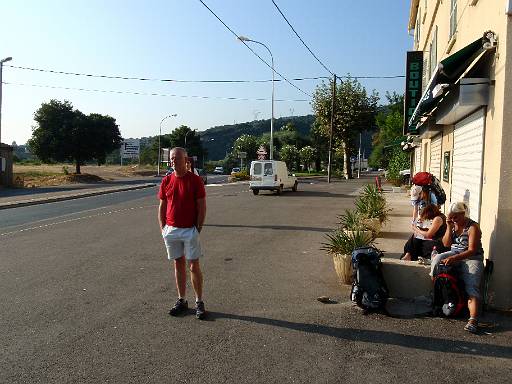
[357,132,362,179]
[327,74,336,183]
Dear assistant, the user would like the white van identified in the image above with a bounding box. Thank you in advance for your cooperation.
[249,160,298,195]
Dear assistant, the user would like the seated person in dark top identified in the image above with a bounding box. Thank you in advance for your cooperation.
[401,204,447,261]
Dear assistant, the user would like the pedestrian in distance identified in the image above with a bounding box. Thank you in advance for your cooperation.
[158,147,207,319]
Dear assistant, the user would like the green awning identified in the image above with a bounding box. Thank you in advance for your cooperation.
[407,36,487,132]
[438,38,483,81]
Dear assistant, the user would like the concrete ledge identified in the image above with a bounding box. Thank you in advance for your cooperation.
[381,257,432,299]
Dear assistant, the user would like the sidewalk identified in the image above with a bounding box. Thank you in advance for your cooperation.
[0,177,158,210]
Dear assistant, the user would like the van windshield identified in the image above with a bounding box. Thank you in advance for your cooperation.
[263,163,273,176]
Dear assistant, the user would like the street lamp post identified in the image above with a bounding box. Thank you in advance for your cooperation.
[237,36,274,160]
[157,114,177,176]
[184,129,196,149]
[0,57,13,145]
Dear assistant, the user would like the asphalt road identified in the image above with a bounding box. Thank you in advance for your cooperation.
[1,178,511,383]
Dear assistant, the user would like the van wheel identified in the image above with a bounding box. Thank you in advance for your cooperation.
[292,181,298,192]
[252,189,259,195]
[276,185,283,195]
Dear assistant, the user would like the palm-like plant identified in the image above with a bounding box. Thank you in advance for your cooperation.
[322,229,374,255]
[337,209,366,231]
[355,184,391,224]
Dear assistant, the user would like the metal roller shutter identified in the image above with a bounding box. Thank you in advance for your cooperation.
[451,109,485,222]
[429,134,442,179]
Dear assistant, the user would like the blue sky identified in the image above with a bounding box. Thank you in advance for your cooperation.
[1,0,412,145]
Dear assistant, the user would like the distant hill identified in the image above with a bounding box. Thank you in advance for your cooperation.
[199,115,315,161]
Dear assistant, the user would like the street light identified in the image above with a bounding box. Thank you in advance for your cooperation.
[237,36,275,160]
[0,56,13,145]
[157,113,177,176]
[184,129,196,149]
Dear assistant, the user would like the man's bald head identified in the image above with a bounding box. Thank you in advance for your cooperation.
[170,147,188,175]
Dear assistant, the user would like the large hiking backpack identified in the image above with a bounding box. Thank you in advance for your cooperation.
[412,172,446,205]
[432,264,466,317]
[350,247,389,311]
[429,175,446,205]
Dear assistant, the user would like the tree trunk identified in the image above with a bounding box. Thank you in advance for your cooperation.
[342,141,352,179]
[75,161,81,174]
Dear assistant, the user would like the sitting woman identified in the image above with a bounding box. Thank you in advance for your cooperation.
[401,204,447,261]
[430,202,484,334]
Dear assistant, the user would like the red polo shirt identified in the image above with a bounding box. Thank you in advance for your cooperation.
[158,172,206,228]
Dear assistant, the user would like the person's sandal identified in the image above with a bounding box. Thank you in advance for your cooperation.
[464,318,478,334]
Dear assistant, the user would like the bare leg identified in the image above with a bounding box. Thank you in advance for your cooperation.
[401,252,412,261]
[174,256,187,298]
[189,260,203,301]
[468,296,479,320]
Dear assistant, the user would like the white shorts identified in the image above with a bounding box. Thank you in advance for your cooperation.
[162,226,202,261]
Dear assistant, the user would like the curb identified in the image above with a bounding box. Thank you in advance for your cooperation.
[0,183,157,210]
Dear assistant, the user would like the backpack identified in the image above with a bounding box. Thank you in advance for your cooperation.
[412,172,433,186]
[412,172,447,206]
[350,247,389,312]
[432,264,466,317]
[429,175,446,205]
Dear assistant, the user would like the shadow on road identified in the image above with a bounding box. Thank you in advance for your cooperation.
[257,190,353,198]
[204,223,333,233]
[205,312,512,358]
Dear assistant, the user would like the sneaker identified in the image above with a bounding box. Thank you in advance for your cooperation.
[169,299,188,316]
[195,301,206,320]
[418,257,431,265]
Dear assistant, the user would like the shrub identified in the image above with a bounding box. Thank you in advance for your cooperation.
[338,209,367,231]
[229,170,250,181]
[322,230,373,255]
[387,147,410,186]
[355,184,391,223]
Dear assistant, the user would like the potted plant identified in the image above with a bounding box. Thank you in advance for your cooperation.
[337,209,374,242]
[355,185,391,234]
[322,230,373,285]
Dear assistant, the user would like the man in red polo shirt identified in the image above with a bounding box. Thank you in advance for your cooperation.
[158,147,207,319]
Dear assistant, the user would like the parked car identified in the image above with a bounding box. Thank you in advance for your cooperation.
[196,168,207,184]
[249,160,298,195]
[231,167,241,174]
[213,166,224,174]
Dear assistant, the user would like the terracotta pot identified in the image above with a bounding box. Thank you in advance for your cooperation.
[332,253,353,285]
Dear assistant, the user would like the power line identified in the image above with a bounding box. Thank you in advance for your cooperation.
[272,0,334,76]
[1,81,310,102]
[5,64,328,83]
[5,64,404,81]
[197,0,312,97]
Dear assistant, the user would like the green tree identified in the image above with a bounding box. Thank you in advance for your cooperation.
[87,113,124,165]
[28,99,122,174]
[387,147,410,186]
[369,92,405,169]
[299,146,316,172]
[280,121,296,132]
[279,144,299,170]
[233,134,259,162]
[312,76,378,178]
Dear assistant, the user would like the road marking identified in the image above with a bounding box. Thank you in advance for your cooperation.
[0,205,156,237]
